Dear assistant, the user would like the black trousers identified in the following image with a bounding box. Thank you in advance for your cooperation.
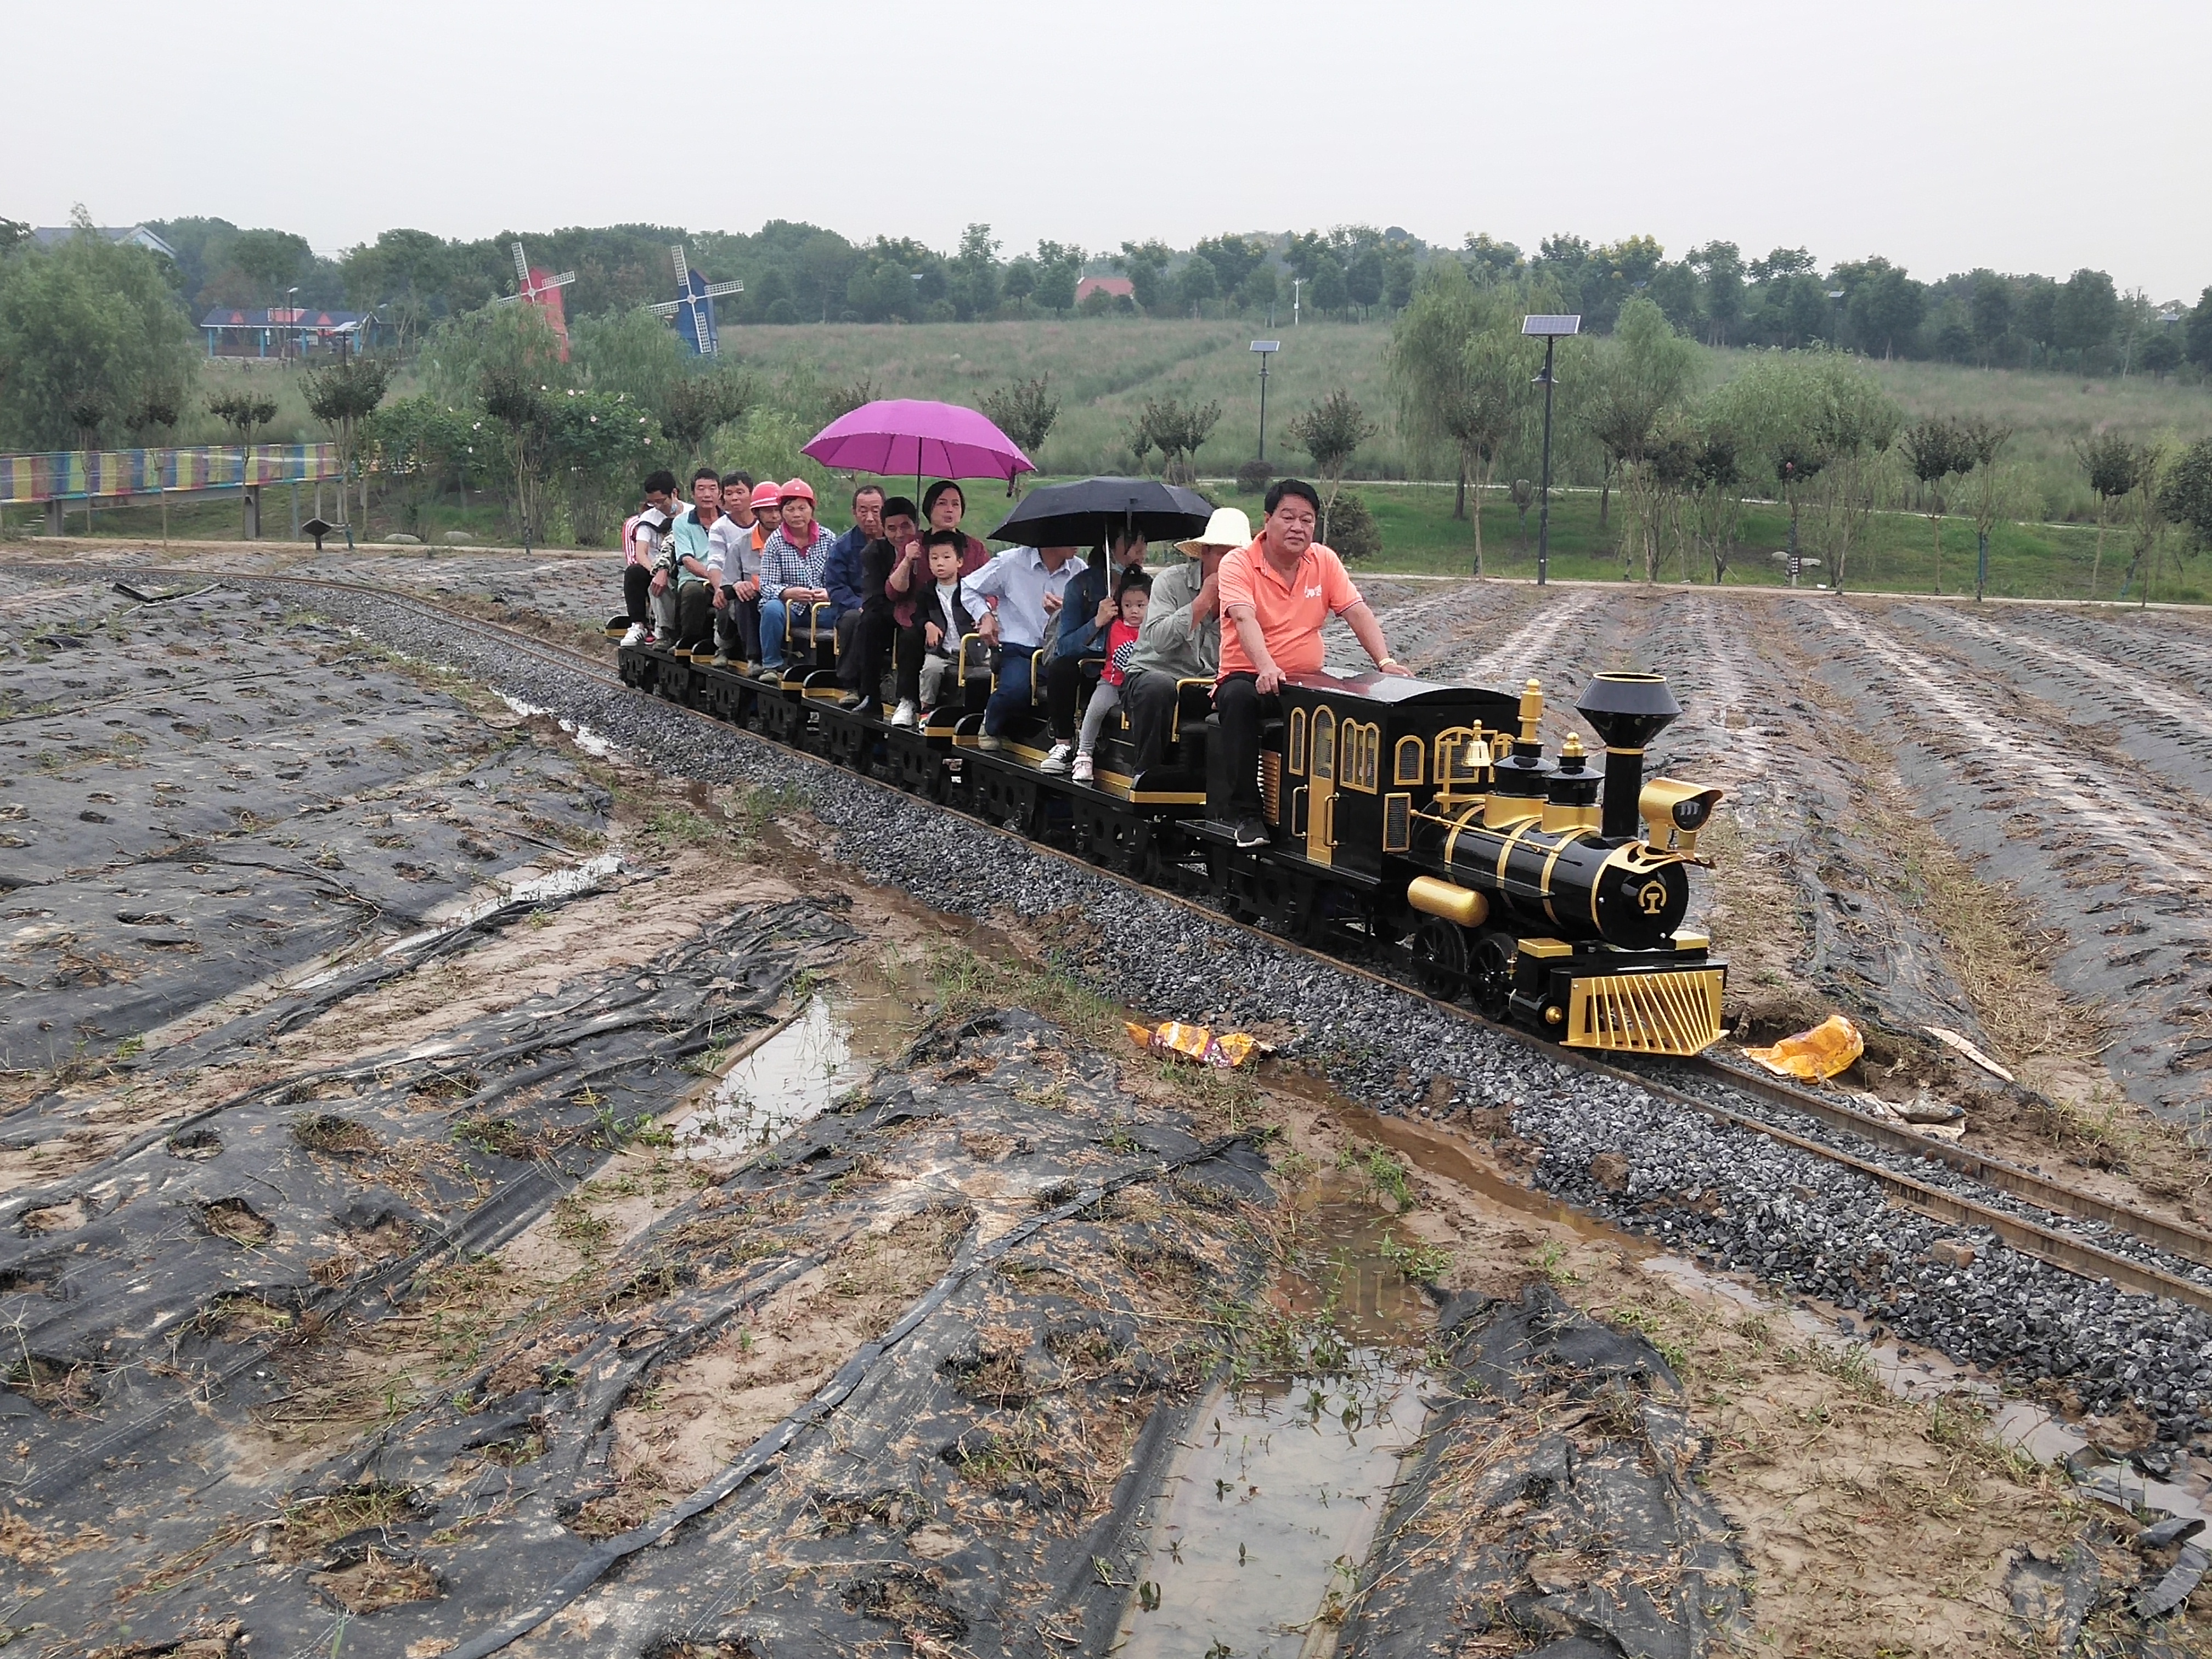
[676,580,715,649]
[1121,669,1181,774]
[1216,672,1277,817]
[839,607,922,701]
[716,591,760,659]
[890,623,926,703]
[624,563,651,624]
[1044,651,1101,743]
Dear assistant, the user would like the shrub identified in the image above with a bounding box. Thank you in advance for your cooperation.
[1325,490,1382,561]
[1235,458,1274,495]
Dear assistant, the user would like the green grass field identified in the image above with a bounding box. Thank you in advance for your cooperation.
[20,469,2192,606]
[1215,478,2202,602]
[719,317,2212,525]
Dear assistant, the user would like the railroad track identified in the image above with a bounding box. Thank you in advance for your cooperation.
[44,561,2212,1317]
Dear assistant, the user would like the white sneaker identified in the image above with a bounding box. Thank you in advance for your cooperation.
[1070,754,1093,783]
[621,623,645,646]
[889,699,918,729]
[1040,742,1073,774]
[978,733,1003,752]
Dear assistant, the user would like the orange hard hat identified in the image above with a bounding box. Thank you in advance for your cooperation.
[778,477,816,504]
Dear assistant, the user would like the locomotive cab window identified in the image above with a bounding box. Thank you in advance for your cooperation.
[1288,707,1307,775]
[1312,708,1335,780]
[1393,735,1424,786]
[1342,721,1379,793]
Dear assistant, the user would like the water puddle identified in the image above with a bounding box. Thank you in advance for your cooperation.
[673,996,871,1160]
[499,691,617,759]
[1114,1364,1423,1658]
[673,951,926,1162]
[1334,1101,1652,1254]
[1115,1175,1432,1657]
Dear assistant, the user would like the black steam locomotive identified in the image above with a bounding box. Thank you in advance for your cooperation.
[614,613,1728,1056]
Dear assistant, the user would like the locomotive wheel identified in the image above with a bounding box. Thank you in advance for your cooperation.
[1468,931,1516,1022]
[1411,916,1470,1001]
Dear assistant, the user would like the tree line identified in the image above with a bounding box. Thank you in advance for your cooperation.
[8,209,2208,379]
[1375,261,2212,593]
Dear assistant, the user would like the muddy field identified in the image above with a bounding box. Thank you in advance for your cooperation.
[5,548,2212,1655]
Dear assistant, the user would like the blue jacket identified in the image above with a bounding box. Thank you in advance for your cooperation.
[1053,558,1126,659]
[822,524,871,613]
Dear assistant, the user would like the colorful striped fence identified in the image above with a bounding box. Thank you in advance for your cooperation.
[0,444,343,505]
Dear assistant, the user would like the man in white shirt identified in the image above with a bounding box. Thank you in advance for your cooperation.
[961,544,1078,749]
[621,469,682,647]
[708,476,758,668]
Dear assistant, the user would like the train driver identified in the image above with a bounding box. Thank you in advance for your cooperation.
[1217,478,1409,849]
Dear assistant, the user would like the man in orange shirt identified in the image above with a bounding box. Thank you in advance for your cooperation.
[1218,478,1409,848]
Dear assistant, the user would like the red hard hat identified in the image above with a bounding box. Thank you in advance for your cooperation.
[749,482,783,511]
[778,477,816,504]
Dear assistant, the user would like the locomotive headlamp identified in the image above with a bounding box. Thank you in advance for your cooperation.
[1638,777,1726,855]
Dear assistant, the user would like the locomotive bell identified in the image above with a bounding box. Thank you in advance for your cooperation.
[1576,673,1682,841]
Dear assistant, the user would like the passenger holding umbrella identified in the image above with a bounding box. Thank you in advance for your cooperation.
[987,478,1216,777]
[837,495,923,714]
[884,479,992,718]
[1040,529,1147,774]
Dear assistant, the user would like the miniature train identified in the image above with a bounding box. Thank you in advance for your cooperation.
[611,611,1730,1056]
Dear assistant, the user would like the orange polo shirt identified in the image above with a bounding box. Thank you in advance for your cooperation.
[1217,537,1362,679]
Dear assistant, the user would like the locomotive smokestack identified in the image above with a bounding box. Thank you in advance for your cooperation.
[1576,673,1682,840]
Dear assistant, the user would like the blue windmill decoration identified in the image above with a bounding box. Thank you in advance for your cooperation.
[647,245,743,357]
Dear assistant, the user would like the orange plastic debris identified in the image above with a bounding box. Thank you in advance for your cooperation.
[1743,1014,1864,1081]
[1124,1020,1263,1070]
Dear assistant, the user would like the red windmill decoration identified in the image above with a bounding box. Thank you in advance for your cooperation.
[493,239,576,361]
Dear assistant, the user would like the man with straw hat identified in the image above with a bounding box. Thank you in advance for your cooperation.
[1118,504,1250,777]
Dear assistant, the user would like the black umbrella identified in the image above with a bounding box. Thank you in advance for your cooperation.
[986,476,1214,548]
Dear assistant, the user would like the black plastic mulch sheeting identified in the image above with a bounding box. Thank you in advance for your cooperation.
[55,1010,1276,1658]
[0,582,610,1056]
[1339,1283,1746,1659]
[0,898,853,1648]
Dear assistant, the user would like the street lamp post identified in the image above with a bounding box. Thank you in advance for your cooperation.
[1292,277,1304,326]
[284,286,299,362]
[1521,314,1581,587]
[1250,341,1279,461]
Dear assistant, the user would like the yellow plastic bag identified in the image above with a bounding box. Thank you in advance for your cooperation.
[1124,1020,1263,1070]
[1743,1014,1864,1081]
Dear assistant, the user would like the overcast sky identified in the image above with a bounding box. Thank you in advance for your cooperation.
[10,0,2206,298]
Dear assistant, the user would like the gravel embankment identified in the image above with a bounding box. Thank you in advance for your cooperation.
[235,577,2212,1448]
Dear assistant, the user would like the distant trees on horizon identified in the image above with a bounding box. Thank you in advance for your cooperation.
[5,210,2205,386]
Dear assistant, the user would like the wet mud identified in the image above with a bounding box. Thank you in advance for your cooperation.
[15,550,2212,1650]
[37,1009,1277,1656]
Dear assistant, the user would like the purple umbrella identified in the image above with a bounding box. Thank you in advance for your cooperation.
[802,399,1035,483]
